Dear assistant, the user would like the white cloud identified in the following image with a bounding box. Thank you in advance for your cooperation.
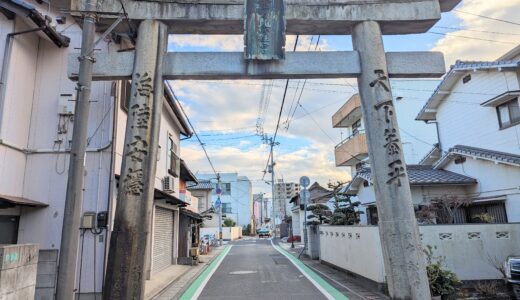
[432,0,520,65]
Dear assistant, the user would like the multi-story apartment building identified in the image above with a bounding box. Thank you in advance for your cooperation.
[273,179,300,224]
[337,48,520,225]
[0,1,201,298]
[332,80,440,224]
[196,173,253,229]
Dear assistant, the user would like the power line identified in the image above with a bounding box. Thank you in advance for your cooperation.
[261,35,301,180]
[434,25,520,36]
[285,35,321,131]
[167,82,218,177]
[428,31,518,45]
[454,9,520,26]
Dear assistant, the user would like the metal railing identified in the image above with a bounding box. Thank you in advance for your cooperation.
[335,129,365,149]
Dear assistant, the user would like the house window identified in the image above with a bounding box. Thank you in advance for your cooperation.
[497,98,520,129]
[120,80,132,112]
[221,183,231,195]
[462,74,471,84]
[167,134,179,177]
[222,203,232,214]
[466,202,508,224]
[366,206,378,225]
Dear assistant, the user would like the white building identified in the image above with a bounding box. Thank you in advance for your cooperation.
[332,80,440,222]
[196,173,253,229]
[0,1,200,298]
[340,47,520,225]
[415,48,520,223]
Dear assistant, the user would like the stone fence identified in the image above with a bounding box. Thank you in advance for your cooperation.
[0,244,39,299]
[319,224,520,284]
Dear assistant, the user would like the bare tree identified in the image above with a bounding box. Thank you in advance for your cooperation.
[418,195,473,224]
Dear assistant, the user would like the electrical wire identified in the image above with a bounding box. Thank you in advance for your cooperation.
[454,9,520,26]
[167,83,218,177]
[428,31,518,45]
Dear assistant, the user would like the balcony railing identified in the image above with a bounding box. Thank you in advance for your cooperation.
[334,131,369,167]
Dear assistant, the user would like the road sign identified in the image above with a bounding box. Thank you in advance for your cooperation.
[216,184,222,196]
[299,176,310,188]
[215,197,222,209]
[300,189,310,204]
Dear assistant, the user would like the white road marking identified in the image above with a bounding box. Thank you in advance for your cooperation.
[229,270,258,275]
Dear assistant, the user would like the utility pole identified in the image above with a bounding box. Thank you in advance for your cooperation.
[217,173,223,246]
[56,0,97,298]
[268,138,276,237]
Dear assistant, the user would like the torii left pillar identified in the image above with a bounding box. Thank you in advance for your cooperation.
[103,19,167,299]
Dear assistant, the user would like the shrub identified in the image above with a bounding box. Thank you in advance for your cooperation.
[223,218,236,227]
[424,245,460,297]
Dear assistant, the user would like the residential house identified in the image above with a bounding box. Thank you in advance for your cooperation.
[187,179,213,213]
[415,49,520,223]
[196,173,253,229]
[0,0,200,297]
[289,182,332,239]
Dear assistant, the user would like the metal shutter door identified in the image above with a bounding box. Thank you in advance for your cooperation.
[152,207,173,274]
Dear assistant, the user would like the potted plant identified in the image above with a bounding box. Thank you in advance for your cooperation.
[424,245,460,299]
[471,213,495,224]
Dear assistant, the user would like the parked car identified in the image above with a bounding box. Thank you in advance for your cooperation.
[504,256,520,298]
[256,227,271,238]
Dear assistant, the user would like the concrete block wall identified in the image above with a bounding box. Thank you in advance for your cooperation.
[319,224,520,284]
[35,250,58,300]
[0,244,39,300]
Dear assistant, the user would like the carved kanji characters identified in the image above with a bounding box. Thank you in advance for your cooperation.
[369,69,390,92]
[131,103,151,129]
[387,160,406,187]
[127,136,148,163]
[134,72,153,97]
[124,168,144,196]
[384,128,400,155]
[374,100,394,123]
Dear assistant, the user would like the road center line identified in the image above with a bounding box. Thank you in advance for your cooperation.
[270,240,349,300]
[179,245,233,300]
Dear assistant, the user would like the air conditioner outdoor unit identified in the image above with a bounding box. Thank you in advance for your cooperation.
[162,176,175,193]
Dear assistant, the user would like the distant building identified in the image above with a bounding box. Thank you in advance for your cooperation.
[196,173,253,229]
[274,179,301,224]
[187,179,213,213]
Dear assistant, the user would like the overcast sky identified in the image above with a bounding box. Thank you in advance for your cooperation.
[170,0,520,197]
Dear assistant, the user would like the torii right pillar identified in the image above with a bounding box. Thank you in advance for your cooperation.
[352,21,431,299]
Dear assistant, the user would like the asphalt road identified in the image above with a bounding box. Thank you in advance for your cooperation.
[197,238,328,300]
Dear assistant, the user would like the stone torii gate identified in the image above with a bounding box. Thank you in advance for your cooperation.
[67,1,461,299]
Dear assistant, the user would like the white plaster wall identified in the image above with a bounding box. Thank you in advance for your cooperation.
[436,71,520,154]
[391,80,441,164]
[319,225,386,283]
[0,3,117,294]
[200,226,242,240]
[443,158,520,222]
[319,224,520,283]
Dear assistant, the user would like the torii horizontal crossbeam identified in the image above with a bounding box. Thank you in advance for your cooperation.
[68,51,446,81]
[71,0,462,35]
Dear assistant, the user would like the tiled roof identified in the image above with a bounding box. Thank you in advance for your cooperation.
[186,180,213,190]
[356,165,477,186]
[435,145,520,168]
